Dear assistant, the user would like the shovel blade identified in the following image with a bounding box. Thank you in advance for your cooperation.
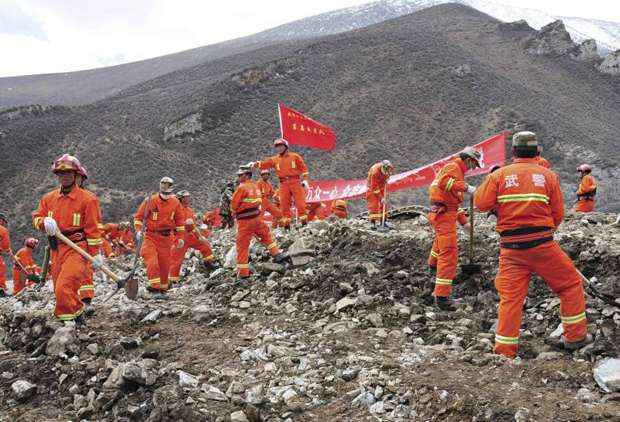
[124,276,139,300]
[461,264,482,275]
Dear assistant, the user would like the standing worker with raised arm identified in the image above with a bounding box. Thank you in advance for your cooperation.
[474,131,591,358]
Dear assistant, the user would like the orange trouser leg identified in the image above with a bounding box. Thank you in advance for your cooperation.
[279,184,293,227]
[575,200,595,213]
[236,219,253,277]
[187,237,214,263]
[289,182,308,224]
[12,270,25,295]
[78,264,95,300]
[52,245,87,321]
[428,237,438,268]
[254,218,281,257]
[102,239,113,257]
[366,193,384,222]
[169,235,189,283]
[431,212,458,297]
[494,241,588,358]
[0,257,6,293]
[141,233,172,291]
[263,200,282,228]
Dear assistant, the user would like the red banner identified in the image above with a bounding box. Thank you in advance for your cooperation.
[279,103,336,151]
[305,132,506,203]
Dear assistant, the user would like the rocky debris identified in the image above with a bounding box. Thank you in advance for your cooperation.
[0,212,618,420]
[11,380,37,401]
[525,20,574,56]
[230,410,249,422]
[570,39,600,62]
[163,112,202,142]
[452,64,471,77]
[594,358,620,392]
[598,50,620,75]
[45,325,78,357]
[140,309,162,323]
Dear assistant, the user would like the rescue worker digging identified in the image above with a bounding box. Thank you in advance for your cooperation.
[256,139,310,228]
[427,148,480,310]
[332,199,348,219]
[134,177,185,297]
[475,131,592,358]
[575,164,597,213]
[366,160,394,228]
[231,165,289,279]
[32,154,104,324]
[169,190,218,283]
[13,238,41,295]
[257,169,283,228]
[0,213,11,297]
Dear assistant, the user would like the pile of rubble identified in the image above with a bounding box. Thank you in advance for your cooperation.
[0,211,618,421]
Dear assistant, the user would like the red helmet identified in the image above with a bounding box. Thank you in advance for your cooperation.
[273,138,289,148]
[76,164,88,179]
[52,154,81,174]
[25,238,39,248]
[577,164,592,173]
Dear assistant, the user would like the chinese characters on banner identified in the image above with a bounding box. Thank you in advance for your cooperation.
[305,132,507,203]
[278,103,336,151]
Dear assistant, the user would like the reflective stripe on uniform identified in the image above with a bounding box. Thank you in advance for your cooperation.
[430,250,438,258]
[33,216,43,229]
[267,242,277,250]
[149,278,161,286]
[57,307,84,321]
[204,255,214,262]
[97,223,105,229]
[435,278,452,286]
[176,226,185,232]
[445,177,455,192]
[242,198,261,203]
[369,213,383,219]
[237,264,249,269]
[561,312,586,325]
[87,238,102,246]
[497,194,549,204]
[72,213,81,226]
[78,284,94,292]
[495,334,519,345]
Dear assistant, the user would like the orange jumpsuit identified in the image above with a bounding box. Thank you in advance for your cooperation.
[536,156,551,169]
[32,187,103,321]
[257,179,283,227]
[475,158,587,358]
[134,194,185,291]
[231,180,281,277]
[102,223,119,257]
[119,229,134,253]
[366,163,390,223]
[575,174,597,213]
[0,224,9,294]
[332,200,348,219]
[203,210,217,229]
[307,202,326,222]
[12,247,40,295]
[428,209,468,269]
[170,205,215,283]
[427,157,469,297]
[259,152,309,227]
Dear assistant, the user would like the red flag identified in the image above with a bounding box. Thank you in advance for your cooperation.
[305,132,507,203]
[278,103,336,151]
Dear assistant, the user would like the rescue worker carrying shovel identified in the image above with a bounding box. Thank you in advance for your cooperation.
[366,160,394,230]
[427,147,481,310]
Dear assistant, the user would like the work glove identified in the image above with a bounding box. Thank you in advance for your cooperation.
[301,180,309,189]
[92,254,105,271]
[177,238,185,249]
[185,218,194,226]
[467,185,477,195]
[43,217,58,236]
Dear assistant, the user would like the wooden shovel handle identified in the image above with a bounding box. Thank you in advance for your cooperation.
[469,195,475,263]
[55,232,120,282]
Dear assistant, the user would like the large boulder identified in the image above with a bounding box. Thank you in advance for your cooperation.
[570,39,600,62]
[598,50,620,75]
[525,20,574,56]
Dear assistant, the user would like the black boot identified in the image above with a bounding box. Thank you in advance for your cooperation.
[562,334,593,351]
[273,253,292,266]
[82,298,95,316]
[434,296,456,311]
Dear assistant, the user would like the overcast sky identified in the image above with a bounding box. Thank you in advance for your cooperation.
[1,0,619,77]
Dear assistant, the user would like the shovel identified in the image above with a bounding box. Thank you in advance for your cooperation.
[54,232,138,301]
[376,184,391,232]
[461,195,482,275]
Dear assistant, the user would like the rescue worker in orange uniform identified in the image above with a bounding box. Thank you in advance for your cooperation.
[332,200,348,219]
[427,209,469,270]
[427,147,480,310]
[0,213,11,297]
[366,160,394,227]
[535,145,551,169]
[115,222,134,254]
[231,165,289,279]
[102,223,120,257]
[134,177,185,296]
[575,164,597,213]
[257,169,283,228]
[307,202,326,222]
[12,238,41,295]
[256,139,310,228]
[169,190,217,283]
[475,131,591,358]
[203,210,218,229]
[32,154,104,324]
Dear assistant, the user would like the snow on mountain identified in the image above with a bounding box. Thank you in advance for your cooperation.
[258,0,620,54]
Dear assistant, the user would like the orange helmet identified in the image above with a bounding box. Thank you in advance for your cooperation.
[52,154,81,174]
[577,164,592,173]
[25,238,39,248]
[273,138,289,148]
